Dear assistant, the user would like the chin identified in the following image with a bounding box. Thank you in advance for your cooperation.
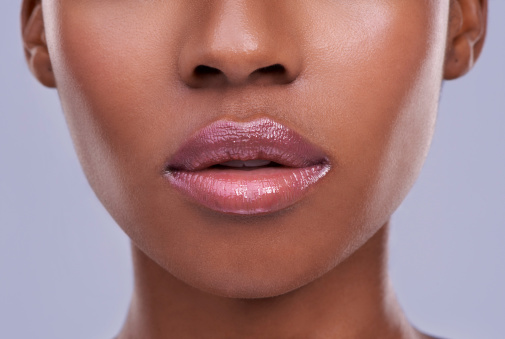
[188,269,316,299]
[156,243,342,300]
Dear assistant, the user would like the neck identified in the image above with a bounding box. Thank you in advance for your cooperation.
[118,222,421,339]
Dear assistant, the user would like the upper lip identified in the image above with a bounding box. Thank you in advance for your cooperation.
[166,117,329,172]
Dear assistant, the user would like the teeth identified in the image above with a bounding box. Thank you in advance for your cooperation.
[219,160,272,168]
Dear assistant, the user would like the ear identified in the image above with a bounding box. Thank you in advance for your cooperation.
[21,0,56,88]
[444,0,487,80]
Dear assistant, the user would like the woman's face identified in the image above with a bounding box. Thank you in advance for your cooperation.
[42,0,449,298]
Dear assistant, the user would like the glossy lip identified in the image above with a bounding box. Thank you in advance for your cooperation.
[164,117,331,215]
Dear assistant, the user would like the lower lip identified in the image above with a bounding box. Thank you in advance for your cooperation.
[165,164,330,215]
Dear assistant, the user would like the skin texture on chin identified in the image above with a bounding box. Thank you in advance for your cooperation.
[21,0,487,338]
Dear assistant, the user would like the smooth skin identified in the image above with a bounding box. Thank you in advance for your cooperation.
[22,0,487,338]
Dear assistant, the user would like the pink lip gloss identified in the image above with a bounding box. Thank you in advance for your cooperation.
[165,118,331,215]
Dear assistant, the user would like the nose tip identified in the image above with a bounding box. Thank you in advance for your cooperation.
[178,3,303,88]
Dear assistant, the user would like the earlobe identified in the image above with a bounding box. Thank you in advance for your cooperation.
[444,0,487,80]
[21,0,56,88]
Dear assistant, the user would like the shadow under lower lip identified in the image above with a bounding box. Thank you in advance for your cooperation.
[165,164,330,215]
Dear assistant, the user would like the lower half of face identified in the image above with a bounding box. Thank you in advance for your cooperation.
[44,0,449,298]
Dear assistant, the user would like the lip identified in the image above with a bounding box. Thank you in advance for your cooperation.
[164,118,330,215]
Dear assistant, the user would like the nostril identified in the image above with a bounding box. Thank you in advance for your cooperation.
[189,63,292,87]
[253,64,286,76]
[194,65,222,77]
[249,63,292,85]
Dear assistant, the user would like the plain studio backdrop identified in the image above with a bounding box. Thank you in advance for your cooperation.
[1,2,503,339]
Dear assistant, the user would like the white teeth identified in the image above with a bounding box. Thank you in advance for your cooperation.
[220,160,272,168]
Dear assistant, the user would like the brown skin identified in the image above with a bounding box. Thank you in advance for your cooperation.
[21,0,487,338]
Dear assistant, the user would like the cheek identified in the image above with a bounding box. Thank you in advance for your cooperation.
[43,1,190,211]
[299,1,449,224]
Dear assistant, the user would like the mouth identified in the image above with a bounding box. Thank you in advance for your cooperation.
[164,118,330,215]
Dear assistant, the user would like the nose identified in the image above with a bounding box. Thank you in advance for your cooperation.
[178,1,303,88]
